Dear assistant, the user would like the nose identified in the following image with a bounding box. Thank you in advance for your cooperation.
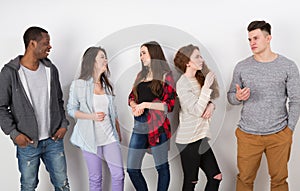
[199,57,204,63]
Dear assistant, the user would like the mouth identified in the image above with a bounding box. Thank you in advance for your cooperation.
[199,62,203,68]
[45,50,50,56]
[143,61,150,66]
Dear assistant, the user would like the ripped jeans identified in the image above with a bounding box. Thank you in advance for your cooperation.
[17,138,70,191]
[176,138,221,191]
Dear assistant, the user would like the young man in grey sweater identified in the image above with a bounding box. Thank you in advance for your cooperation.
[0,26,70,190]
[227,20,300,191]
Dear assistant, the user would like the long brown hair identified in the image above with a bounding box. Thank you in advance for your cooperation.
[79,46,114,95]
[174,44,219,99]
[132,41,171,101]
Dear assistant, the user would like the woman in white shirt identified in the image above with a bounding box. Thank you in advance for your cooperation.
[67,46,124,191]
[174,44,222,191]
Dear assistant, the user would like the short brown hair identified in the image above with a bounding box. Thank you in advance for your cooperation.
[247,20,271,35]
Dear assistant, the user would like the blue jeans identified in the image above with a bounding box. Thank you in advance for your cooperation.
[17,138,70,191]
[127,132,170,191]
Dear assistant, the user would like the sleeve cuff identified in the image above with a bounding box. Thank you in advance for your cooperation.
[201,88,213,98]
[61,119,70,129]
[9,129,21,142]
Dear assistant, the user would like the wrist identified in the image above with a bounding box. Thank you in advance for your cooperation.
[235,94,242,101]
[208,101,215,110]
[91,113,96,120]
[141,102,149,109]
[130,101,137,108]
[202,85,209,90]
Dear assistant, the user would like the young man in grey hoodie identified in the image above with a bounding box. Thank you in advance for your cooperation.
[227,20,300,191]
[0,26,70,191]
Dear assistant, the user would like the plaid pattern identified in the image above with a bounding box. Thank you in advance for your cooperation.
[128,72,176,146]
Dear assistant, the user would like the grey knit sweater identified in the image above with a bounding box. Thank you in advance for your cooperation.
[227,54,300,134]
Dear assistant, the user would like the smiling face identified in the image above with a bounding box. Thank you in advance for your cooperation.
[188,49,204,71]
[248,28,271,55]
[33,32,52,59]
[140,45,151,67]
[94,50,107,74]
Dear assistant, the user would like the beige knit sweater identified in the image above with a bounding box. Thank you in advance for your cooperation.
[175,75,212,144]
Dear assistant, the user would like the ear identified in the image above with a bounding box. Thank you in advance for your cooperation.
[266,35,272,43]
[187,60,192,67]
[29,40,37,49]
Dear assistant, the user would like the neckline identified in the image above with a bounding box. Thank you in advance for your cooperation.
[93,93,106,96]
[252,54,279,64]
[183,74,197,81]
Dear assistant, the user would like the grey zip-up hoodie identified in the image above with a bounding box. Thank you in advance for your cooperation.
[0,56,69,146]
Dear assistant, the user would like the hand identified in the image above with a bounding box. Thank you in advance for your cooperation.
[131,104,144,116]
[93,112,106,121]
[135,102,147,111]
[133,107,144,116]
[15,134,33,147]
[235,84,250,101]
[115,119,122,142]
[118,133,122,142]
[52,128,67,141]
[203,72,215,89]
[202,102,215,119]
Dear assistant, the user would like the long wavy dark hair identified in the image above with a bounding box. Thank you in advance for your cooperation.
[79,46,114,95]
[174,44,219,99]
[132,41,171,101]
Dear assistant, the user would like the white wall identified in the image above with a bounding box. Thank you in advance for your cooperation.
[0,0,299,190]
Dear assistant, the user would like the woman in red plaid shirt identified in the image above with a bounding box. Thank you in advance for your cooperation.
[126,41,176,191]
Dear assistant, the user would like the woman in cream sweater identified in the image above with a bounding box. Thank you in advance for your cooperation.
[174,44,222,191]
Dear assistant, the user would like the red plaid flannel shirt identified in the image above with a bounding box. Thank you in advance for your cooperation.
[128,72,176,146]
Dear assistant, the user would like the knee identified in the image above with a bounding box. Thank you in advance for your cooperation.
[55,180,70,191]
[111,168,124,181]
[127,168,141,176]
[270,174,288,187]
[156,162,169,170]
[237,173,255,184]
[21,184,38,191]
[207,173,222,184]
[88,171,102,183]
[155,162,170,175]
[51,173,70,190]
[213,173,222,181]
[182,179,197,190]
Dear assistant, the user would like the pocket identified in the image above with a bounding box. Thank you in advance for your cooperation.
[17,145,36,156]
[235,127,240,137]
[283,126,293,136]
[235,127,254,141]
